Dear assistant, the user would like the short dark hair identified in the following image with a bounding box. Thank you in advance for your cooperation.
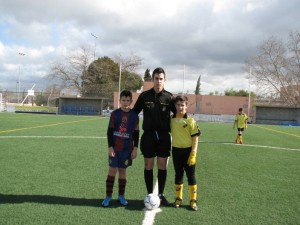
[174,95,188,104]
[120,90,132,99]
[152,67,166,79]
[239,108,243,112]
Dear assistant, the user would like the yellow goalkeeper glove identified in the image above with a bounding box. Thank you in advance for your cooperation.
[187,151,197,166]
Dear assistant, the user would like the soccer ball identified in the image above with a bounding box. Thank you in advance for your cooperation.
[144,193,160,210]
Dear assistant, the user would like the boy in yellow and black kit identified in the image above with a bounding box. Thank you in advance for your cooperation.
[233,107,248,144]
[170,95,200,211]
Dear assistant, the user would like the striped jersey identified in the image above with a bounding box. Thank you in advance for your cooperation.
[108,108,139,152]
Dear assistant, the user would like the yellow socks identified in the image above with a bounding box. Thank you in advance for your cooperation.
[236,135,243,143]
[176,184,183,199]
[189,184,197,201]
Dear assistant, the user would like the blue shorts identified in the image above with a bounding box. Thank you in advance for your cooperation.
[109,150,132,168]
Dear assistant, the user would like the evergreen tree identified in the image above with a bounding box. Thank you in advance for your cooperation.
[195,75,201,95]
[144,68,152,81]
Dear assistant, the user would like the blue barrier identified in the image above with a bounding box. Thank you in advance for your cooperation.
[61,105,98,115]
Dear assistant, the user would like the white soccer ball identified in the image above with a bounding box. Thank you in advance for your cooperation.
[144,193,160,210]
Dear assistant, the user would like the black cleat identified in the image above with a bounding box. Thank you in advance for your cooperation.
[159,194,170,206]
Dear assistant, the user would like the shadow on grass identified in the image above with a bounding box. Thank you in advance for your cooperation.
[0,193,144,210]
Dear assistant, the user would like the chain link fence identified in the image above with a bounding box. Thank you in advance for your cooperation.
[1,91,60,110]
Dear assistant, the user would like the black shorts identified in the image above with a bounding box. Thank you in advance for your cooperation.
[140,131,171,158]
[237,128,244,132]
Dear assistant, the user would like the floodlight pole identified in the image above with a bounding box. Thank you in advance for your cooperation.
[18,52,26,103]
[248,67,251,117]
[183,64,185,94]
[90,33,98,61]
[118,59,121,108]
[17,66,20,103]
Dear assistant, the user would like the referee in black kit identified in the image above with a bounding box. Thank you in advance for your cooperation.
[133,67,175,206]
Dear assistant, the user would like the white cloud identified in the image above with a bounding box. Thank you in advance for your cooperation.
[0,0,299,93]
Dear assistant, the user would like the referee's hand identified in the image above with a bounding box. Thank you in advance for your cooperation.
[131,147,137,159]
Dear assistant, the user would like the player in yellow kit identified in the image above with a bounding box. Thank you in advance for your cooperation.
[170,95,200,211]
[233,108,248,144]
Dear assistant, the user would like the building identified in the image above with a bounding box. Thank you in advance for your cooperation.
[113,82,254,122]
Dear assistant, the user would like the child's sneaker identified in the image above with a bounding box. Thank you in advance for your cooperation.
[118,195,128,206]
[102,196,111,207]
[174,198,182,208]
[190,199,198,211]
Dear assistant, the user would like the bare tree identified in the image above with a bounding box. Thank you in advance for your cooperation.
[48,45,93,96]
[48,47,143,98]
[113,53,143,72]
[246,31,300,106]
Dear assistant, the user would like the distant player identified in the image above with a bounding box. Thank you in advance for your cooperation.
[233,107,248,144]
[102,90,139,207]
[170,95,200,211]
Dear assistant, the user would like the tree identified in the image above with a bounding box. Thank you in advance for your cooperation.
[44,84,62,106]
[35,94,46,106]
[144,68,152,81]
[85,56,143,98]
[48,47,143,99]
[113,54,143,73]
[84,56,119,97]
[224,88,256,97]
[224,88,247,96]
[195,75,201,95]
[122,70,144,91]
[48,45,92,96]
[246,30,300,106]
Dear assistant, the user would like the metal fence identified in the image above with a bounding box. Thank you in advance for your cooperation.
[1,91,60,106]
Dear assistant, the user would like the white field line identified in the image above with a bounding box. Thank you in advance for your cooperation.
[224,143,300,152]
[141,181,162,225]
[1,136,299,152]
[198,141,300,152]
[0,136,105,139]
[142,158,170,225]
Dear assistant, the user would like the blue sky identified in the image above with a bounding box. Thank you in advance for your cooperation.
[0,0,299,94]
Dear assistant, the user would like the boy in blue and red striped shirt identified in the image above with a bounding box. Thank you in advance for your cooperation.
[102,90,139,207]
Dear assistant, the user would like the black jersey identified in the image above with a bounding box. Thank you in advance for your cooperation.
[133,88,175,132]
